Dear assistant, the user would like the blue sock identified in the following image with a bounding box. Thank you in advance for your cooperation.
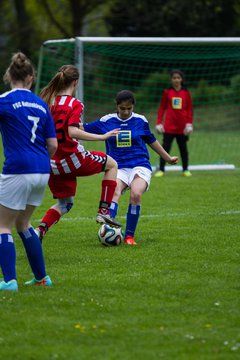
[18,227,46,280]
[125,204,141,238]
[109,201,118,218]
[0,233,16,282]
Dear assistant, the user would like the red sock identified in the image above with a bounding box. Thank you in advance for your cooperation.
[98,180,117,214]
[39,208,61,235]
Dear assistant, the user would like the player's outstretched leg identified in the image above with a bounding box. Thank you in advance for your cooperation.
[96,212,122,228]
[96,179,122,228]
[35,199,73,241]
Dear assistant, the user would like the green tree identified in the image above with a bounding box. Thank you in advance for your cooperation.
[105,0,239,37]
[38,0,106,37]
[0,0,109,91]
[0,0,108,60]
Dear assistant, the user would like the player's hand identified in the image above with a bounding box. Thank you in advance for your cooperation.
[167,156,178,165]
[155,124,165,134]
[102,128,120,140]
[183,123,193,135]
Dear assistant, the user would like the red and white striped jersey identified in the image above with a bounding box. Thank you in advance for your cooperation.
[49,95,107,179]
[51,95,84,159]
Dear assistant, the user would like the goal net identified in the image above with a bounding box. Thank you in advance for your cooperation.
[36,37,240,170]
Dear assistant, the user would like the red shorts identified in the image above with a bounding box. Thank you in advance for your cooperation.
[49,150,107,198]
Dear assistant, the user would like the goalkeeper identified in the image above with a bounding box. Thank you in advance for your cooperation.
[155,69,193,177]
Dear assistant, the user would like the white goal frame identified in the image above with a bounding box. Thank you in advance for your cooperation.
[75,37,240,171]
[75,36,240,103]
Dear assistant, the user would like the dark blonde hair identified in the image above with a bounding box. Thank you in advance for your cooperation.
[40,65,79,107]
[3,52,35,84]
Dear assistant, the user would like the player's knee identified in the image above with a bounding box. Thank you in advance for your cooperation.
[130,191,141,204]
[65,202,73,213]
[58,198,74,215]
[106,155,118,170]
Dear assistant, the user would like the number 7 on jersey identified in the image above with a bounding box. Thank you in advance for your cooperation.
[28,116,40,143]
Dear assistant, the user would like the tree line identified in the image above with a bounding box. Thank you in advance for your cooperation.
[0,0,240,92]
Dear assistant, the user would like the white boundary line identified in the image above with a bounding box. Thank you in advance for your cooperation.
[152,164,236,172]
[32,210,240,223]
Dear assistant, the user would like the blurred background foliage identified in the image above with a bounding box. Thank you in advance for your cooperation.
[0,0,240,166]
[1,0,240,91]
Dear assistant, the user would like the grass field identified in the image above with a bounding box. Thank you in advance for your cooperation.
[1,166,239,360]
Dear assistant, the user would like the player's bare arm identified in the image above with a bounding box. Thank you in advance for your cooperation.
[149,140,178,164]
[68,125,120,141]
[46,137,58,158]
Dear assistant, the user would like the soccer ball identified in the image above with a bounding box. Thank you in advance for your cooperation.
[98,224,124,246]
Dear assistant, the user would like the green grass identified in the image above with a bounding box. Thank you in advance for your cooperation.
[150,130,240,168]
[1,169,239,360]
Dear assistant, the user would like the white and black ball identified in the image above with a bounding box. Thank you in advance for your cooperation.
[98,224,124,246]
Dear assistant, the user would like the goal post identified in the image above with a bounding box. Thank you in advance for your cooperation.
[35,38,76,94]
[36,37,240,170]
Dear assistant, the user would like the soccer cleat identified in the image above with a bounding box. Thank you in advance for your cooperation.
[124,235,137,245]
[35,227,44,241]
[182,170,192,177]
[154,170,165,177]
[25,275,52,287]
[96,213,122,228]
[0,279,18,291]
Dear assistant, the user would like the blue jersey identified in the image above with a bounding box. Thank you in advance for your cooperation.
[0,88,56,174]
[83,112,156,171]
